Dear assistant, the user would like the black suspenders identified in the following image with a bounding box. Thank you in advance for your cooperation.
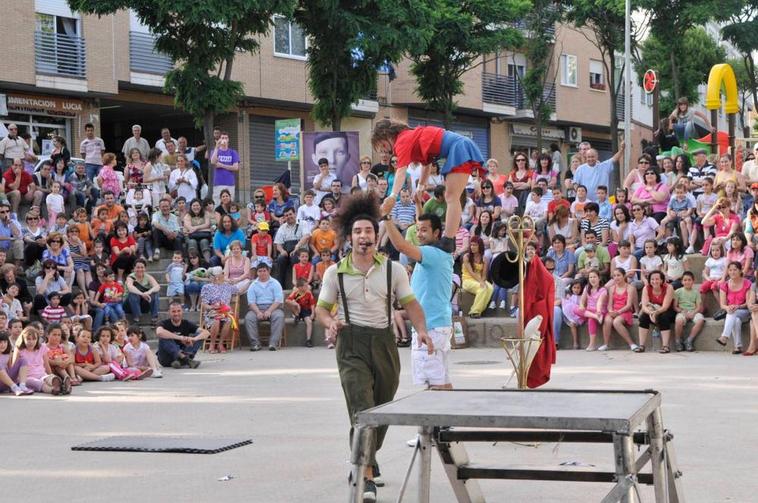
[337,259,393,328]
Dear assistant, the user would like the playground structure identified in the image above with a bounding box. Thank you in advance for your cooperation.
[704,63,739,156]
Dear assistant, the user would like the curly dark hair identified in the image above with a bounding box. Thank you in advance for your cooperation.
[334,191,380,240]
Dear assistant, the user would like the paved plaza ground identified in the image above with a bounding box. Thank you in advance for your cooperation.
[2,346,756,502]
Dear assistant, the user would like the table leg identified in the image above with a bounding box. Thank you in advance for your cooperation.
[417,426,433,503]
[647,408,667,503]
[349,426,374,503]
[613,434,637,503]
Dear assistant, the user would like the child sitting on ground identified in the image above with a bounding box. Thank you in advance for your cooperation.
[94,325,142,381]
[123,326,156,378]
[285,278,316,347]
[73,328,115,382]
[68,290,93,331]
[45,322,78,388]
[14,327,60,394]
[0,332,33,395]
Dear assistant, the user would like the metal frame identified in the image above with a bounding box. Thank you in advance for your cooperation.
[349,389,684,503]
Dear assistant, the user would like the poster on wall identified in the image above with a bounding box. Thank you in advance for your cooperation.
[302,131,360,190]
[274,118,301,161]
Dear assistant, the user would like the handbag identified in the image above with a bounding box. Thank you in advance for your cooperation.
[712,309,727,321]
[189,231,212,241]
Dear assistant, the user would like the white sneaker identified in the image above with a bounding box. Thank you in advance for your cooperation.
[685,246,695,254]
[18,383,33,394]
[406,435,419,447]
[100,373,116,382]
[11,384,24,396]
[630,344,640,351]
[151,368,163,378]
[597,344,608,351]
[488,302,496,310]
[585,346,597,351]
[153,250,160,260]
[499,301,506,309]
[327,343,335,349]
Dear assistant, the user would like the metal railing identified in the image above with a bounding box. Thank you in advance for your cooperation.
[482,72,520,107]
[129,31,173,75]
[34,31,86,78]
[482,73,556,112]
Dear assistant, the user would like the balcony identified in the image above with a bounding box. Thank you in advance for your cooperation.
[34,31,86,78]
[129,31,173,75]
[482,73,556,115]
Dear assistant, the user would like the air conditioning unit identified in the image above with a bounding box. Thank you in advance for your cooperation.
[567,126,582,144]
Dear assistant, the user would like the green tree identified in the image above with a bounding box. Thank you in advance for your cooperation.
[410,0,529,128]
[518,0,564,151]
[726,57,757,136]
[566,0,633,153]
[721,1,758,119]
[295,1,432,131]
[638,0,721,104]
[68,0,295,190]
[637,27,726,115]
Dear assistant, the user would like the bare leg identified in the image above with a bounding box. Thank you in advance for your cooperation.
[219,322,231,352]
[613,317,635,346]
[638,327,649,348]
[443,173,468,239]
[602,317,613,345]
[661,330,672,349]
[305,315,313,341]
[75,366,103,381]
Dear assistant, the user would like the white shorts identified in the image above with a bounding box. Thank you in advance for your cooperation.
[411,326,452,386]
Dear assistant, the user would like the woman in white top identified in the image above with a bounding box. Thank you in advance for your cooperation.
[548,205,578,252]
[142,148,169,207]
[312,160,335,205]
[168,154,198,202]
[351,155,372,191]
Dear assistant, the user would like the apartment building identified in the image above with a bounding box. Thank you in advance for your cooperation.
[0,0,653,201]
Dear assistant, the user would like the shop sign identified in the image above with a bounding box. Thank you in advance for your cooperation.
[511,123,564,139]
[6,93,83,118]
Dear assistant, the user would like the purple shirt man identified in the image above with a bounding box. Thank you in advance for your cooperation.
[211,132,240,200]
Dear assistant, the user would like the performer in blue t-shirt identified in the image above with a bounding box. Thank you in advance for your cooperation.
[383,201,454,389]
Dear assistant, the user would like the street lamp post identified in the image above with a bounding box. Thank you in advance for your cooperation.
[624,0,632,177]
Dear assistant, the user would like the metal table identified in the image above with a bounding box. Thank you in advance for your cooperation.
[349,389,684,503]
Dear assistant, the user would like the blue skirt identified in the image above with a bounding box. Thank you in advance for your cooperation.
[438,131,484,175]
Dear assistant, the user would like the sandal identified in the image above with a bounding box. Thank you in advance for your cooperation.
[397,339,411,348]
[633,345,646,353]
[62,376,72,395]
[716,337,727,347]
[658,346,670,354]
[48,375,62,395]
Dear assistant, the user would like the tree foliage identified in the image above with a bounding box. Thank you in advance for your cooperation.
[409,0,529,128]
[720,1,758,118]
[69,0,295,188]
[295,0,432,131]
[637,0,722,104]
[566,0,630,152]
[638,27,726,114]
[519,0,564,150]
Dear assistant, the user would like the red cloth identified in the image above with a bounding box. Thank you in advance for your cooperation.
[393,126,444,169]
[525,256,556,388]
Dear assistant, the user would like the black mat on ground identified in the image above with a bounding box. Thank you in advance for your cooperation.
[71,436,252,454]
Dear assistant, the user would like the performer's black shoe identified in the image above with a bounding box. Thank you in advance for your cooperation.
[436,236,455,253]
[363,479,377,502]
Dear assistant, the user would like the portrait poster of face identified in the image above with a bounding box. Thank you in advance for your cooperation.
[303,131,359,192]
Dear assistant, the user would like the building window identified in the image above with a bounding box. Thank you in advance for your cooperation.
[274,16,306,59]
[561,54,577,87]
[589,60,605,90]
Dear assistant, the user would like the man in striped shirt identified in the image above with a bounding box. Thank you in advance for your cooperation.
[390,189,417,232]
[40,292,67,325]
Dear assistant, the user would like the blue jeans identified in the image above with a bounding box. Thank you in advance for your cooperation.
[85,163,102,183]
[185,280,203,296]
[553,305,563,345]
[91,307,105,331]
[157,338,202,367]
[104,302,125,322]
[127,292,159,321]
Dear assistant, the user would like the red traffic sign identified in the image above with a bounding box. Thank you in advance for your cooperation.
[643,70,658,94]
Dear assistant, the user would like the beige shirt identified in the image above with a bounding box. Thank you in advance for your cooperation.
[318,252,415,329]
[0,136,28,161]
[742,160,758,184]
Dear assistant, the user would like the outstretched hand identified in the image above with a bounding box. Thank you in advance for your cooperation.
[380,196,396,217]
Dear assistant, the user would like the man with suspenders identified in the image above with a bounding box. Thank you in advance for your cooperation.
[315,193,433,503]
